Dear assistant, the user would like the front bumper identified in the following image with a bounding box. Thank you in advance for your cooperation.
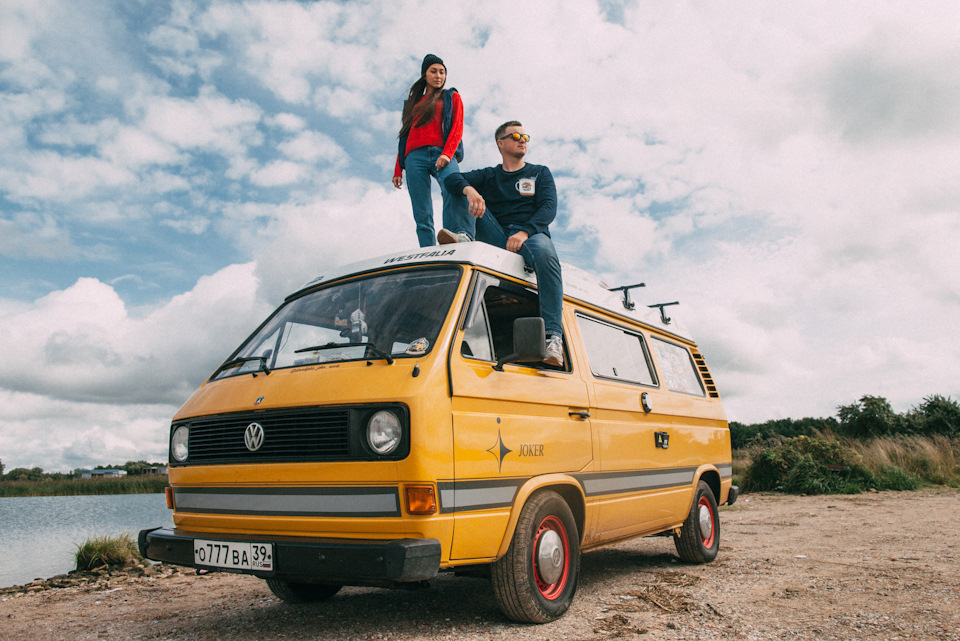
[138,527,441,584]
[726,485,740,506]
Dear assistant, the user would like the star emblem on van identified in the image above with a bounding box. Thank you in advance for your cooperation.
[487,430,513,473]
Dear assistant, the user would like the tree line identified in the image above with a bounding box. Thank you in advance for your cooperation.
[0,459,166,482]
[729,394,960,449]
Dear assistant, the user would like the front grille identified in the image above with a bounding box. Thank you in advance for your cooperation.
[182,406,350,465]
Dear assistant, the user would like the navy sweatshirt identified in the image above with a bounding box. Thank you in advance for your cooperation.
[445,163,557,237]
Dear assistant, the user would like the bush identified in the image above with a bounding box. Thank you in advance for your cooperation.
[904,395,960,436]
[741,435,923,495]
[729,416,838,450]
[75,533,143,571]
[837,395,898,438]
[2,466,46,482]
[874,466,924,491]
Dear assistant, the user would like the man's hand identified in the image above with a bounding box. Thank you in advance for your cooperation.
[435,154,451,170]
[464,186,485,218]
[392,176,402,189]
[507,230,529,253]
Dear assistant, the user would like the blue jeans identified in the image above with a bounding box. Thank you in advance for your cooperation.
[404,146,474,247]
[476,214,564,339]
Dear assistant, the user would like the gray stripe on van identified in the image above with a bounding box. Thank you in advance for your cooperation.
[437,479,524,514]
[173,486,400,518]
[436,463,733,513]
[576,467,699,497]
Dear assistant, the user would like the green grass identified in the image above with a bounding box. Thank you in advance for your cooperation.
[75,533,143,571]
[0,475,168,497]
[737,433,959,495]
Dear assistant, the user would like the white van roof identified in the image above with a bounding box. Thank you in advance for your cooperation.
[291,242,693,341]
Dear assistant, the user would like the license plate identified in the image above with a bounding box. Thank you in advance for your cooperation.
[194,539,274,571]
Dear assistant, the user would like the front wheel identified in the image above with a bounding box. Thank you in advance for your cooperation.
[674,480,720,563]
[265,578,342,603]
[491,490,580,623]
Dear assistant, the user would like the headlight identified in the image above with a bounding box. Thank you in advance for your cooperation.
[366,410,401,455]
[171,425,189,462]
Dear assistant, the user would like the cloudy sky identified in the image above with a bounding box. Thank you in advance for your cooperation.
[2,0,958,472]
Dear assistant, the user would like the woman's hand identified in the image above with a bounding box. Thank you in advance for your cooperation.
[392,176,403,189]
[435,154,451,170]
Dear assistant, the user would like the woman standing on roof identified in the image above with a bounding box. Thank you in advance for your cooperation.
[393,54,473,247]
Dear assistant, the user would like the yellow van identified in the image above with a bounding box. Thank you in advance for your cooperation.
[139,242,737,623]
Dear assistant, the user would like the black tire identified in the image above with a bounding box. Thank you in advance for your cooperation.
[674,480,720,563]
[265,578,342,603]
[491,490,580,623]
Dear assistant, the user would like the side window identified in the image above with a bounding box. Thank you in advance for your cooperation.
[461,302,493,361]
[576,315,656,385]
[650,338,705,396]
[460,278,565,370]
[483,286,542,362]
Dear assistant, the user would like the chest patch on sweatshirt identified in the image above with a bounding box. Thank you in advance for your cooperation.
[516,177,536,196]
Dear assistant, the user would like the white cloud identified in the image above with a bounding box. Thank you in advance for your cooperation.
[0,263,268,406]
[141,88,263,155]
[0,212,76,260]
[3,152,136,203]
[100,126,182,168]
[0,390,175,472]
[277,130,346,165]
[268,112,307,132]
[3,0,960,471]
[249,160,308,187]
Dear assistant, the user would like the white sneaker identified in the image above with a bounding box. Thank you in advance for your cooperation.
[544,335,564,367]
[437,229,471,244]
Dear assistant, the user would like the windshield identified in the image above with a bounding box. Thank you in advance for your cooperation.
[212,267,462,380]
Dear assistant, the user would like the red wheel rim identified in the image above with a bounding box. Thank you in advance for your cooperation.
[697,496,716,548]
[532,515,570,600]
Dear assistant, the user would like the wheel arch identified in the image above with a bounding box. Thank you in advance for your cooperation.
[495,474,586,559]
[695,466,722,505]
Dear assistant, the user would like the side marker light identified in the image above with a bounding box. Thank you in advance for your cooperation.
[406,485,437,515]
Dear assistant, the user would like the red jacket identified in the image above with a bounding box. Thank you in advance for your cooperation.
[394,90,464,178]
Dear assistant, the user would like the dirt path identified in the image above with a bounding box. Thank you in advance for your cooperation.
[3,488,959,640]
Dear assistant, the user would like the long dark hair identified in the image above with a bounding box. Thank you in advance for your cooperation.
[398,76,445,138]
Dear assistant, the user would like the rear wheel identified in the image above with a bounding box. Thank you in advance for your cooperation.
[674,480,720,563]
[491,490,580,623]
[265,579,342,603]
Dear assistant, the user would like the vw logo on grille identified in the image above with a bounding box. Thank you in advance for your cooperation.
[244,423,265,451]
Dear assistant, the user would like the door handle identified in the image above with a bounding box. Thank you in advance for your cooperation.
[568,410,590,419]
[655,431,670,449]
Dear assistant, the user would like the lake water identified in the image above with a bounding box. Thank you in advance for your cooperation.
[0,493,173,588]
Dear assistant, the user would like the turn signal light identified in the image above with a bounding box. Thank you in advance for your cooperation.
[165,486,175,509]
[405,485,437,515]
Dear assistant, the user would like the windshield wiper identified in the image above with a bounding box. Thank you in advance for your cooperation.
[216,355,271,377]
[295,342,394,365]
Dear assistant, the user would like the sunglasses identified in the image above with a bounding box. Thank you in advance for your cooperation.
[498,133,530,142]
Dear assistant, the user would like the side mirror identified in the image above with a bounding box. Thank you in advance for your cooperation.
[494,317,546,371]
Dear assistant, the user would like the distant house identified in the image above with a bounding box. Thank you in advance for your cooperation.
[75,469,128,479]
[144,466,169,475]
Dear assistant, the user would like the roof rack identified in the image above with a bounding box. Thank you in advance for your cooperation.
[607,283,646,311]
[648,301,680,325]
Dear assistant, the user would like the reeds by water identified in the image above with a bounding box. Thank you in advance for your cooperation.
[75,533,143,571]
[0,475,168,497]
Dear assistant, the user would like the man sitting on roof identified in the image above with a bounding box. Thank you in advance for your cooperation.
[442,120,564,367]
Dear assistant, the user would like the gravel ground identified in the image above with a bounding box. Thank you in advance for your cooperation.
[2,488,959,640]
